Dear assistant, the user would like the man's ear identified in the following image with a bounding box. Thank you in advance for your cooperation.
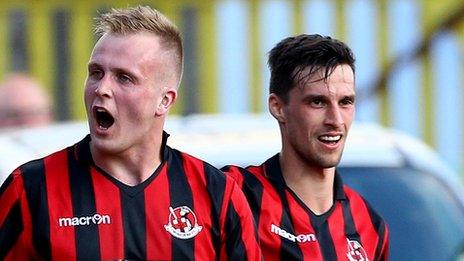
[269,93,286,123]
[156,89,177,116]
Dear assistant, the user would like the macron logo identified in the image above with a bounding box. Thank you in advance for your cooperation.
[58,214,111,227]
[271,223,316,243]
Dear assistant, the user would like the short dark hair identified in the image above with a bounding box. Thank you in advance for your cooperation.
[268,34,355,103]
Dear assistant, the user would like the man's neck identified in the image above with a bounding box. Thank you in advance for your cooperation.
[91,138,163,186]
[279,152,336,215]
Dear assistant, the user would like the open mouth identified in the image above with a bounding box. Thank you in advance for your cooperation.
[318,135,342,145]
[94,107,114,130]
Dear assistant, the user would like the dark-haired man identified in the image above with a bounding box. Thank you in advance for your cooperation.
[223,34,389,260]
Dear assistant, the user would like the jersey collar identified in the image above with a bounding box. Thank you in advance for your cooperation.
[264,153,346,201]
[74,131,171,165]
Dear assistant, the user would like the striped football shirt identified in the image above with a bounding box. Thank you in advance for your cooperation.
[222,154,389,261]
[0,133,261,260]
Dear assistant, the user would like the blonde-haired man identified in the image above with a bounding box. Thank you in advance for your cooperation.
[0,6,260,260]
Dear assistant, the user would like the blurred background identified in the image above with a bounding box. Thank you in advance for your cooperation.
[0,0,463,175]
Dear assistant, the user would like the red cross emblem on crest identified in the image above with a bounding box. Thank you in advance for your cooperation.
[346,238,368,261]
[164,206,203,239]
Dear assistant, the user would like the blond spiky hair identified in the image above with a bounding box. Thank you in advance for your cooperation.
[94,5,183,86]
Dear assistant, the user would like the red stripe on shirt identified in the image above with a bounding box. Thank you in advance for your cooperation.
[345,187,379,258]
[249,165,282,261]
[45,150,76,260]
[181,153,215,259]
[225,166,245,188]
[219,174,234,260]
[327,203,348,259]
[145,163,172,260]
[90,168,124,260]
[229,181,262,261]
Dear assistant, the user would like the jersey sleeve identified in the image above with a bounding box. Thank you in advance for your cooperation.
[0,169,32,260]
[220,178,262,260]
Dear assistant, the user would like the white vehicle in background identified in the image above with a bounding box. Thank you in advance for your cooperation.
[0,114,463,260]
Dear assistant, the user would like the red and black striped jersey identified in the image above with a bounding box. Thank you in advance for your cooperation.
[0,133,261,260]
[222,154,389,261]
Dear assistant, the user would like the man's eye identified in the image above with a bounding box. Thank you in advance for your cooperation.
[311,99,324,107]
[89,69,103,79]
[340,98,355,106]
[118,74,133,84]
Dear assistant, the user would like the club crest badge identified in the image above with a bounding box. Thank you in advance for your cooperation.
[346,238,369,261]
[164,206,203,239]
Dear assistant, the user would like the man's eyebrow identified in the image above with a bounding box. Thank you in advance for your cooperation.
[302,94,329,101]
[87,62,101,69]
[112,66,140,76]
[342,94,356,100]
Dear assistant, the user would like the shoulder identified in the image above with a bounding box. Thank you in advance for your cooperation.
[8,148,69,195]
[167,148,248,214]
[0,145,70,203]
[14,136,85,187]
[221,164,263,182]
[169,146,224,177]
[20,146,70,173]
[221,165,246,181]
[221,164,270,205]
[343,185,373,210]
[167,147,238,195]
[343,185,387,228]
[18,135,87,175]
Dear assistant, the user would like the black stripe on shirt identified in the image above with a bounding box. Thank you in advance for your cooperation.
[341,200,362,242]
[168,149,194,260]
[67,149,101,260]
[22,159,51,260]
[240,168,264,227]
[225,200,247,260]
[120,186,147,259]
[0,201,22,259]
[310,214,337,261]
[204,163,225,259]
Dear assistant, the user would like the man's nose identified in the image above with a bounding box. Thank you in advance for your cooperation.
[324,104,344,127]
[94,76,112,98]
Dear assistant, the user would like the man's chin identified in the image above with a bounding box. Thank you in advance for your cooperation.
[315,155,343,169]
[90,138,118,155]
[318,162,340,169]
